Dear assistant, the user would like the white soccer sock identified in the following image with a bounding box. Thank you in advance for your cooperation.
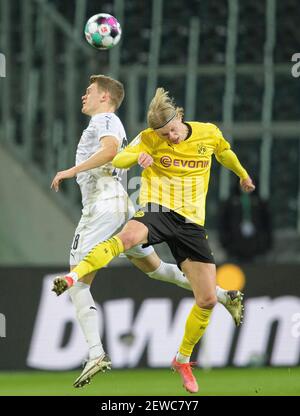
[176,352,190,364]
[68,281,104,360]
[147,262,228,306]
[216,286,227,304]
[147,261,192,291]
[66,271,79,282]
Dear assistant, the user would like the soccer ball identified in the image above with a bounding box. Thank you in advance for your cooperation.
[84,13,122,50]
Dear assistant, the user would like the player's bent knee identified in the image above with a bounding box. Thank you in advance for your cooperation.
[119,232,140,251]
[196,295,217,310]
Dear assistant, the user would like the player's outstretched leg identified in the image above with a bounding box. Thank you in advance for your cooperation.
[73,353,112,388]
[53,236,125,295]
[133,256,245,326]
[150,266,244,326]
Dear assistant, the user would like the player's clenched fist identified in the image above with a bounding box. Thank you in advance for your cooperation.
[240,176,256,193]
[138,152,153,168]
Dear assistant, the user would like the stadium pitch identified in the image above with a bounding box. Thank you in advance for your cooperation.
[0,367,299,396]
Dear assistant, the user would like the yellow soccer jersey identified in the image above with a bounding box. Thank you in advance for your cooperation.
[113,122,248,226]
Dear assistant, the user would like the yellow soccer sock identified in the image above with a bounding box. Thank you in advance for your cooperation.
[179,304,212,357]
[73,236,124,279]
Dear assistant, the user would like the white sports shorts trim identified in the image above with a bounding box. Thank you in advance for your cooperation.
[69,195,154,266]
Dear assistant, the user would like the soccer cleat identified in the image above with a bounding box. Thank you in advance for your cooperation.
[52,276,74,296]
[171,357,198,394]
[222,290,244,327]
[73,353,112,388]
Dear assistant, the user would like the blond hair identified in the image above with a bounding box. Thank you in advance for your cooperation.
[147,88,184,129]
[90,74,125,110]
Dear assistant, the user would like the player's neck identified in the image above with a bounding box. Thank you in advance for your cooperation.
[90,104,116,116]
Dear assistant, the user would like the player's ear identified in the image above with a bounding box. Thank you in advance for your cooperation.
[102,90,110,102]
[98,89,108,103]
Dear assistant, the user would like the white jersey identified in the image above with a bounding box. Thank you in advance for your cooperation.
[70,112,154,265]
[76,112,127,205]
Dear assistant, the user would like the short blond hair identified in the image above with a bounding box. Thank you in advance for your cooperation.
[90,74,125,110]
[147,88,184,129]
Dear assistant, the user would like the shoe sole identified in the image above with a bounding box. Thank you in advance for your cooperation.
[52,278,68,296]
[73,360,112,388]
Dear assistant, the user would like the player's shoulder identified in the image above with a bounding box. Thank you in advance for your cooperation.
[189,122,224,143]
[140,128,158,144]
[189,121,220,132]
[140,127,156,137]
[91,112,120,125]
[127,128,151,147]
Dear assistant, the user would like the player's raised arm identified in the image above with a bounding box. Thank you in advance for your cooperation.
[213,125,255,193]
[112,133,153,169]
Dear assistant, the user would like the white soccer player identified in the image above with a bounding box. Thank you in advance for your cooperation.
[51,75,243,388]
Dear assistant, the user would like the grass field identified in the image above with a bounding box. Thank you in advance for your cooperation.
[0,367,299,396]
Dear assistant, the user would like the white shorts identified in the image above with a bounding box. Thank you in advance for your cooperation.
[69,194,154,266]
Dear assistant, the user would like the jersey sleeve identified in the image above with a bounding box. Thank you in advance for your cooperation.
[95,115,122,144]
[112,132,153,169]
[213,124,249,180]
[212,124,231,156]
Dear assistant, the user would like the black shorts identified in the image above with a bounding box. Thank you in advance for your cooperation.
[132,204,215,268]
